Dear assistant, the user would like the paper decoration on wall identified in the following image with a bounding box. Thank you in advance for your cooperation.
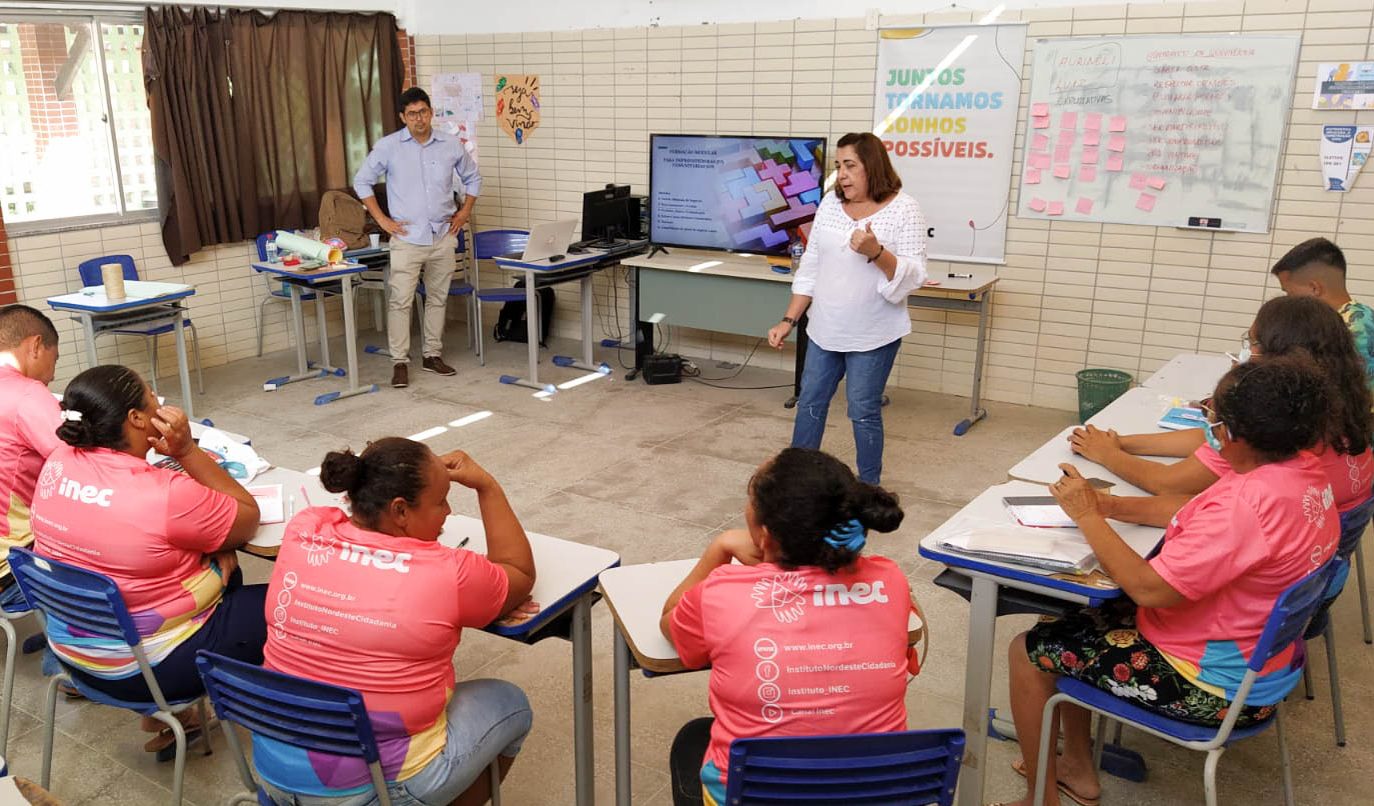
[432,72,484,121]
[495,74,540,144]
[1321,125,1373,191]
[1313,63,1374,110]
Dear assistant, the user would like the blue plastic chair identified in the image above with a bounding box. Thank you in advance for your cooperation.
[194,651,392,806]
[722,728,964,806]
[1032,561,1338,806]
[8,548,211,806]
[76,255,204,395]
[0,584,33,757]
[472,229,530,367]
[1302,492,1374,746]
[253,233,322,357]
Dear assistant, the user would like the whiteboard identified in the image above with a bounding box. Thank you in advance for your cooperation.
[1017,35,1300,232]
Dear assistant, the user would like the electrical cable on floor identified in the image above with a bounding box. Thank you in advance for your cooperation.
[679,338,792,390]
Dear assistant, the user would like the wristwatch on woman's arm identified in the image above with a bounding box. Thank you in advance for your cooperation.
[781,316,798,327]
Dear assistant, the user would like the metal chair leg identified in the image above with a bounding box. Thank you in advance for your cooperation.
[189,323,204,395]
[1325,621,1346,746]
[0,617,15,757]
[1091,713,1108,769]
[149,709,187,806]
[1356,542,1373,644]
[1303,653,1314,700]
[1276,708,1295,806]
[489,759,502,806]
[41,673,62,788]
[1202,747,1224,806]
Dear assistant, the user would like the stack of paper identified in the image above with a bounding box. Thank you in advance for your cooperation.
[1157,406,1207,431]
[937,516,1097,574]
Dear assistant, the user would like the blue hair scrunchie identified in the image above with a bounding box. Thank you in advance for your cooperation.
[822,518,867,552]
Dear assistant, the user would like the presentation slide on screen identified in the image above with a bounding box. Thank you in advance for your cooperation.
[650,136,826,253]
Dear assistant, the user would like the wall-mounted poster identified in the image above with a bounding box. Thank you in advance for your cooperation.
[495,74,540,144]
[1321,125,1372,191]
[1313,63,1374,110]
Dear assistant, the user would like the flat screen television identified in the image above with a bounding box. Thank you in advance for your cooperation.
[649,134,827,256]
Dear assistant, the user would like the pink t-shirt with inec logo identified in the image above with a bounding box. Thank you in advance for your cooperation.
[1193,444,1373,513]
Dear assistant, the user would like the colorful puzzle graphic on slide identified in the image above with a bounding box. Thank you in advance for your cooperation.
[715,139,825,251]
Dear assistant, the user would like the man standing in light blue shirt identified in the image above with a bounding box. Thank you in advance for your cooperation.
[354,87,482,388]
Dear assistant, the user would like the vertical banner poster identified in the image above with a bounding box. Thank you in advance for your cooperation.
[874,24,1026,264]
[1321,125,1373,191]
[495,74,540,144]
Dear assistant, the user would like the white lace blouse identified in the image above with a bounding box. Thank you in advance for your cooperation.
[791,191,928,353]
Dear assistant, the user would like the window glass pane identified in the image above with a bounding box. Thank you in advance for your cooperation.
[0,18,120,224]
[100,21,155,213]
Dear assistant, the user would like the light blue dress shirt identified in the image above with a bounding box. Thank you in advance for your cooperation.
[352,128,483,246]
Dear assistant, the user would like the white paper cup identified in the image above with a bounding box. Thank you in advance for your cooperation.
[369,233,381,249]
[100,264,127,301]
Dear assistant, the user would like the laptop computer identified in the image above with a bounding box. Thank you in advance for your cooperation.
[506,219,579,262]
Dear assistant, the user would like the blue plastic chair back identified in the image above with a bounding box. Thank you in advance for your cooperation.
[722,728,964,806]
[77,255,138,288]
[8,548,142,647]
[254,233,272,262]
[455,229,468,254]
[195,651,382,763]
[473,229,529,261]
[1250,560,1338,672]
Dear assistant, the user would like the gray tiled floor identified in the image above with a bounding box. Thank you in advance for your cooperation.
[12,332,1374,804]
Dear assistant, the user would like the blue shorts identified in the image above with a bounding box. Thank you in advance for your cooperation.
[263,678,532,806]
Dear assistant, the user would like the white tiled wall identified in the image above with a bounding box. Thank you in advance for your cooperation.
[9,0,1374,410]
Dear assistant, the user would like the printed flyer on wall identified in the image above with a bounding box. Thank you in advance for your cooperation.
[1313,62,1374,110]
[1321,125,1372,192]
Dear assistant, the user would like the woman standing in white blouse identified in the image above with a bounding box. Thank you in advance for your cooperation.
[767,132,928,484]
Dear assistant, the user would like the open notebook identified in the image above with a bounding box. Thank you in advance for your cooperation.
[936,515,1098,575]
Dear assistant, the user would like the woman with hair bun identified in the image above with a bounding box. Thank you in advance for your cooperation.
[30,364,264,755]
[259,438,535,806]
[661,447,914,806]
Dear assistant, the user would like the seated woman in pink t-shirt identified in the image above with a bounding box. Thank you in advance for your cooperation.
[260,438,535,806]
[29,364,264,754]
[661,447,914,806]
[997,357,1340,806]
[1067,295,1373,523]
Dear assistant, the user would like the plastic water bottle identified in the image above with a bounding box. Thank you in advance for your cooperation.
[265,235,279,263]
[789,238,805,272]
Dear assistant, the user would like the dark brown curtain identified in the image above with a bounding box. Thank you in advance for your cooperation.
[143,8,403,264]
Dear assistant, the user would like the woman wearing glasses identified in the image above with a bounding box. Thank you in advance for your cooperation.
[996,356,1339,806]
[1065,295,1373,523]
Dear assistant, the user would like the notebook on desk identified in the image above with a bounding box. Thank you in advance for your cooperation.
[936,516,1097,575]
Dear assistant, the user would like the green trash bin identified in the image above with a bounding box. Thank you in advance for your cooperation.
[1076,369,1133,423]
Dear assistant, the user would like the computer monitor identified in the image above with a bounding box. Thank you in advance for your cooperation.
[582,184,640,245]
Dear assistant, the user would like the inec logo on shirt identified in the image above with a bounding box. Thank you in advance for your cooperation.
[294,530,411,574]
[1302,484,1335,530]
[36,462,64,500]
[751,573,890,624]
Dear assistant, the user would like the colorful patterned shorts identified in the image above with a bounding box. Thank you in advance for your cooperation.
[1025,601,1274,729]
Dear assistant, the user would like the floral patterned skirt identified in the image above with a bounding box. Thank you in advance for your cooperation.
[1025,600,1274,728]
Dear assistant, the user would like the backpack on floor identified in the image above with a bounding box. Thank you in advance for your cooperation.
[493,280,555,346]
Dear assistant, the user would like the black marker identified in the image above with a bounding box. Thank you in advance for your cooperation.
[948,272,973,279]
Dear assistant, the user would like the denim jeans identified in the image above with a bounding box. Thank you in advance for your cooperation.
[791,337,901,484]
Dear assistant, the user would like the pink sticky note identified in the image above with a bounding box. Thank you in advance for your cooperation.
[1129,173,1148,190]
[1047,201,1065,216]
[1033,115,1050,129]
[1059,130,1077,147]
[1083,130,1101,146]
[1053,164,1072,179]
[1060,111,1078,130]
[1075,197,1094,215]
[1107,135,1127,152]
[1032,133,1050,151]
[1029,197,1048,212]
[1136,193,1156,212]
[1081,147,1099,165]
[1031,102,1050,117]
[1030,152,1051,170]
[1079,165,1097,183]
[1054,144,1073,163]
[1147,176,1166,190]
[1109,115,1127,132]
[1106,154,1124,172]
[1025,168,1042,184]
[1085,112,1103,130]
